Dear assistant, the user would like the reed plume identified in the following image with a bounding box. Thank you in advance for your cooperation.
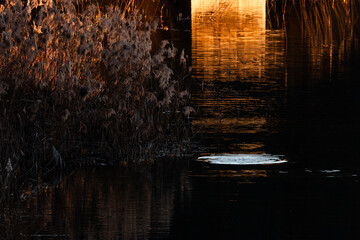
[0,0,192,206]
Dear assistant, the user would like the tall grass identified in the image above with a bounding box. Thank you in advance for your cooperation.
[0,0,192,206]
[75,0,164,21]
[267,0,360,77]
[268,0,360,45]
[296,0,359,46]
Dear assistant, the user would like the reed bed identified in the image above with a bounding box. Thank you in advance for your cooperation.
[268,0,360,45]
[267,0,360,77]
[295,0,359,46]
[0,0,192,206]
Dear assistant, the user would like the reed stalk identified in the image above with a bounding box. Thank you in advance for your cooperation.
[0,0,192,206]
[268,0,359,45]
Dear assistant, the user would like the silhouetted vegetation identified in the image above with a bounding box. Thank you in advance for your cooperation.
[0,0,193,206]
[268,0,360,44]
[266,0,360,76]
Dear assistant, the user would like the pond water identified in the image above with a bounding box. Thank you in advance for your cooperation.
[9,0,360,239]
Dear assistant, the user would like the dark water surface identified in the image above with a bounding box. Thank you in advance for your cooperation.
[12,0,360,239]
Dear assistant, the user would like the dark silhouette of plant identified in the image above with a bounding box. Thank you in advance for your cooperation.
[0,0,193,206]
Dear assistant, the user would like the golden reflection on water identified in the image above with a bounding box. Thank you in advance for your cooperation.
[19,167,192,239]
[189,169,269,184]
[192,117,267,134]
[191,0,266,81]
[191,0,286,154]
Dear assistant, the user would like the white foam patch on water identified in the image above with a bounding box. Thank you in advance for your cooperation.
[320,170,341,173]
[198,154,287,165]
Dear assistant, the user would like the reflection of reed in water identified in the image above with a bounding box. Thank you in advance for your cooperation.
[18,165,191,239]
[296,0,358,46]
[267,0,359,43]
[269,0,360,78]
[191,0,267,81]
[191,0,287,154]
[299,0,359,80]
[189,169,269,184]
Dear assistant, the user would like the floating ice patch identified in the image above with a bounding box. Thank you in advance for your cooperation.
[198,154,287,165]
[319,170,341,174]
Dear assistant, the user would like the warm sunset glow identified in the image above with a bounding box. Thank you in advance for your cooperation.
[191,0,287,154]
[192,117,267,134]
[191,0,266,81]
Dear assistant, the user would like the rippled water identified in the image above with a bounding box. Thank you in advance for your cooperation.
[15,163,360,239]
[191,0,360,169]
[191,0,287,157]
[7,0,360,239]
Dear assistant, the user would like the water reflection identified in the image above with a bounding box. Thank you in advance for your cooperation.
[7,1,360,239]
[192,0,267,81]
[188,169,269,184]
[191,0,286,154]
[18,164,191,239]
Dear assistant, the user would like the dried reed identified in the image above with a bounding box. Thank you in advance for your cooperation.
[268,0,360,45]
[0,0,192,206]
